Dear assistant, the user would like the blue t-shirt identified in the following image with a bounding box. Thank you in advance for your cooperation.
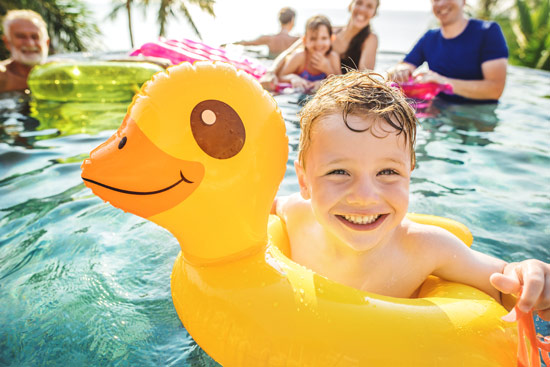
[404,19,508,103]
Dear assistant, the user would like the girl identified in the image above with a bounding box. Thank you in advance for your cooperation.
[278,15,341,92]
[260,1,379,91]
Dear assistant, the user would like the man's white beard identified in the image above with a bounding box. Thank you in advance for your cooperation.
[12,45,48,66]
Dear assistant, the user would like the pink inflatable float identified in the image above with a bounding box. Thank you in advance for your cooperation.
[397,79,453,101]
[130,38,267,79]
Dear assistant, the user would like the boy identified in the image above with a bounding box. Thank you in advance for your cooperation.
[273,71,549,321]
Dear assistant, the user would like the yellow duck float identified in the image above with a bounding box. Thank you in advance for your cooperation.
[81,61,517,366]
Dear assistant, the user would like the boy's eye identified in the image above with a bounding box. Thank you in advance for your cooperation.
[378,169,398,176]
[327,169,349,176]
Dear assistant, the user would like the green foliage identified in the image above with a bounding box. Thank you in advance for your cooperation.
[473,0,550,70]
[0,0,100,60]
[109,0,215,49]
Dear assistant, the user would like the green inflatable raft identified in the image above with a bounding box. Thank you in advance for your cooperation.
[28,61,164,103]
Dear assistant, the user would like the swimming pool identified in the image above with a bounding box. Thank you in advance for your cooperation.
[1,53,548,366]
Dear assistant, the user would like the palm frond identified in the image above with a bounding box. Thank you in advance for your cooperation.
[106,2,127,21]
[187,0,215,17]
[516,0,534,36]
[534,0,549,29]
[178,3,202,39]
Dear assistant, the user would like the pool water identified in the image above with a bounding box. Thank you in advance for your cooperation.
[1,53,549,366]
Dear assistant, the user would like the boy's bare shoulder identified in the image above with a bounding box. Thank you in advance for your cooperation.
[275,193,310,219]
[401,217,469,252]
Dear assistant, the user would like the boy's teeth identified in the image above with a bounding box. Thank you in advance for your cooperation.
[344,214,379,225]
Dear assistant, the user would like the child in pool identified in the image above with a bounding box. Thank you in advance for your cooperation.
[278,15,341,92]
[273,71,550,321]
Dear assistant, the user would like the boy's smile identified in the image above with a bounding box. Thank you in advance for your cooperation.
[296,112,412,252]
[336,213,387,230]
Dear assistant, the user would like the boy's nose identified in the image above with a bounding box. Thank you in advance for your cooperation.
[346,175,379,205]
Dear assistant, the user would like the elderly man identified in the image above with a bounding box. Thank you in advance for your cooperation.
[1,10,49,93]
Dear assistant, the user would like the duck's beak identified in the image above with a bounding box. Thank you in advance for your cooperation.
[81,115,204,218]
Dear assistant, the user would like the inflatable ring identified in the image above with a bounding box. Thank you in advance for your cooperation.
[81,61,517,366]
[28,61,164,102]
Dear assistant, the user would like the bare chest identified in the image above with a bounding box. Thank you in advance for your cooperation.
[288,228,432,298]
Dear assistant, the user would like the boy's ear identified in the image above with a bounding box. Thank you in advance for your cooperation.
[294,160,311,200]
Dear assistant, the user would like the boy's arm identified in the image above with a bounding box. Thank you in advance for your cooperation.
[429,226,550,320]
[429,227,506,301]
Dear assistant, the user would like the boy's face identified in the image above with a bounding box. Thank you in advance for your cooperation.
[304,25,331,55]
[295,113,412,251]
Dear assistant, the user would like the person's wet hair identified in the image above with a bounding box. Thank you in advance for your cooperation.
[298,70,418,169]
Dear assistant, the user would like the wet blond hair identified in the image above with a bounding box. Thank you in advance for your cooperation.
[298,70,418,168]
[2,9,49,41]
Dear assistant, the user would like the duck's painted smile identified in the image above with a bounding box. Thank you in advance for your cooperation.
[81,115,204,218]
[82,170,193,196]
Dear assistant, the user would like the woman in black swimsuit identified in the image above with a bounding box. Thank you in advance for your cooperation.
[332,0,379,72]
[261,0,379,90]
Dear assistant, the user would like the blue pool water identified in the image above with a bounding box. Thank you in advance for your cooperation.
[1,53,549,366]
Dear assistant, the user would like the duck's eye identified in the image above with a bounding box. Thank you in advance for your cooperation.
[190,100,246,159]
[118,136,127,149]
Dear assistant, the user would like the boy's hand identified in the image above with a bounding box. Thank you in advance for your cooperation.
[490,260,550,321]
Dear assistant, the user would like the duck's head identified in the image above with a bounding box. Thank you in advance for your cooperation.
[81,62,288,264]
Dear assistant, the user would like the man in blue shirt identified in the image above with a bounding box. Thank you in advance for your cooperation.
[388,0,508,103]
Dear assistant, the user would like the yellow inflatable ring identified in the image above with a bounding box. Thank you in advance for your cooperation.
[81,61,517,366]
